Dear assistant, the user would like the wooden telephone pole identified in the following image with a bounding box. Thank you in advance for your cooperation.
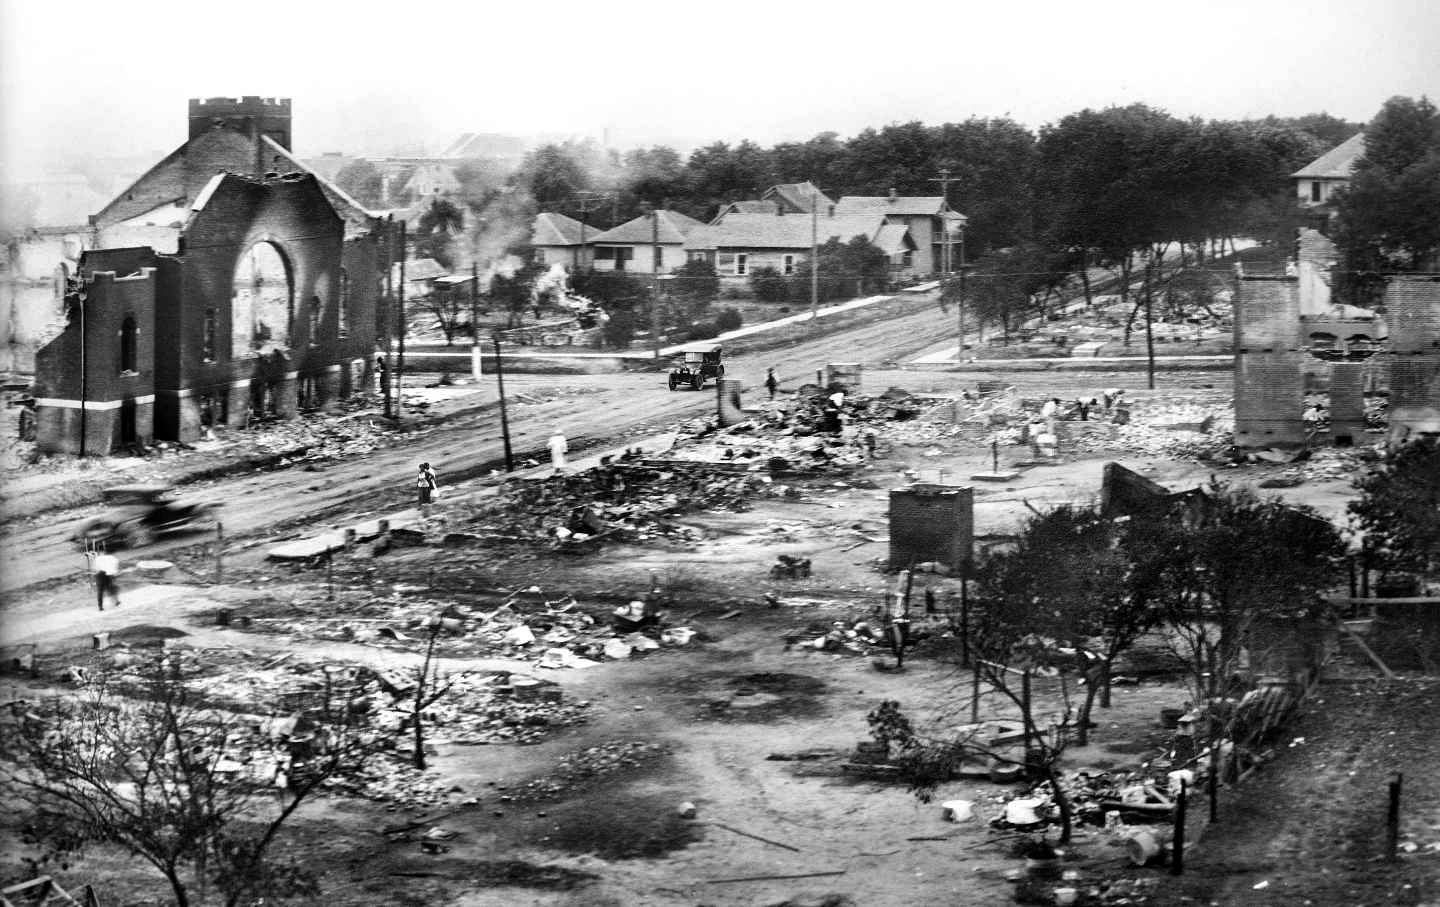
[928,169,965,360]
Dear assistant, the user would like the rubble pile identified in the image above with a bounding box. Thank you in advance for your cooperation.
[511,740,670,801]
[249,413,395,465]
[250,586,697,665]
[440,462,780,546]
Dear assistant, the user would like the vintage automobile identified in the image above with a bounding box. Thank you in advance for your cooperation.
[667,343,725,391]
[73,484,221,548]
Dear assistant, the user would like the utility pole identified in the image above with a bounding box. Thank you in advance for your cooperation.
[395,220,407,423]
[810,194,820,322]
[382,217,394,418]
[928,168,962,361]
[492,333,514,471]
[651,207,662,359]
[469,263,482,384]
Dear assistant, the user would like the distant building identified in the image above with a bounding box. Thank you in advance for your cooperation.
[531,213,603,270]
[684,213,916,280]
[833,191,965,276]
[31,97,387,455]
[1292,132,1365,209]
[588,211,705,275]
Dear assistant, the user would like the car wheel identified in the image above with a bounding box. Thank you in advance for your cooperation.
[668,375,678,391]
[692,375,703,390]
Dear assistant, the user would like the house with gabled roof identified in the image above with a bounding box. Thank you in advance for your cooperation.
[833,191,966,277]
[683,212,917,281]
[711,182,835,224]
[1292,132,1365,208]
[588,210,705,274]
[531,212,604,270]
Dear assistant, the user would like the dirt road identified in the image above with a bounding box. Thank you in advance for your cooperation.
[0,295,970,595]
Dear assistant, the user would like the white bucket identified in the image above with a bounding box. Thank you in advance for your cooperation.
[1054,887,1079,906]
[941,799,973,822]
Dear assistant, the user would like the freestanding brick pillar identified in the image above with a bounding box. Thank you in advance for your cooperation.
[889,483,974,573]
[716,378,745,427]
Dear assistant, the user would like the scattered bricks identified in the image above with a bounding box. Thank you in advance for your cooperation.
[441,532,484,548]
[388,528,427,548]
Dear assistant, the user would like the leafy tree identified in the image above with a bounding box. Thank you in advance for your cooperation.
[487,260,546,329]
[769,131,850,192]
[680,140,774,219]
[414,198,465,270]
[932,117,1038,252]
[517,143,591,207]
[569,270,652,347]
[792,236,889,303]
[971,505,1161,747]
[2,654,382,907]
[333,159,383,208]
[1333,96,1440,283]
[749,265,790,303]
[665,258,719,329]
[1349,436,1440,579]
[1143,483,1346,703]
[618,146,686,217]
[715,306,742,332]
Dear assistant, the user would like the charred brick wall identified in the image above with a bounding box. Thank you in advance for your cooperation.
[155,172,358,442]
[35,267,157,454]
[1234,276,1306,447]
[889,483,973,571]
[189,96,292,150]
[1328,363,1366,444]
[1384,276,1440,444]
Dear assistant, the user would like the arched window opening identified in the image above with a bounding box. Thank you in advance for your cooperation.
[1308,331,1337,351]
[119,316,138,374]
[232,241,292,357]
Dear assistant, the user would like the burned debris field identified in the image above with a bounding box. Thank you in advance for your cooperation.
[4,365,1438,907]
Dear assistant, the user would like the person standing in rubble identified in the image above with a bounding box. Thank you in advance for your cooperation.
[416,462,438,507]
[764,368,779,400]
[548,431,568,475]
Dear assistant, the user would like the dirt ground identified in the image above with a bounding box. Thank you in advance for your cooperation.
[3,368,1436,907]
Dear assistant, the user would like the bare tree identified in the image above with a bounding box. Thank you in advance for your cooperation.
[2,654,383,907]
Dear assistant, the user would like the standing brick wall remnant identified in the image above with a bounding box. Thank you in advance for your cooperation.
[888,483,973,573]
[1384,277,1440,444]
[1328,362,1366,445]
[1234,275,1307,447]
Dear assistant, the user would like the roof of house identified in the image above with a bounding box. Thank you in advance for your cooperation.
[711,200,780,223]
[1292,133,1366,179]
[440,132,527,159]
[763,182,835,213]
[590,210,705,245]
[683,213,894,251]
[391,257,448,284]
[532,212,604,246]
[400,162,462,195]
[833,195,950,217]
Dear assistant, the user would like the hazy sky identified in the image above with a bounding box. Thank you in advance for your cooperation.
[3,0,1437,177]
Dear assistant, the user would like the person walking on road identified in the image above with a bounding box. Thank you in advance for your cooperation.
[548,432,569,475]
[764,368,779,400]
[416,462,438,507]
[92,551,121,610]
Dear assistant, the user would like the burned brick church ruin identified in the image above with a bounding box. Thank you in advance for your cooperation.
[33,97,388,455]
[1233,229,1440,449]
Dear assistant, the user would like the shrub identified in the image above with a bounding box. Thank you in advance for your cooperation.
[689,321,720,340]
[749,266,790,303]
[715,307,743,332]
